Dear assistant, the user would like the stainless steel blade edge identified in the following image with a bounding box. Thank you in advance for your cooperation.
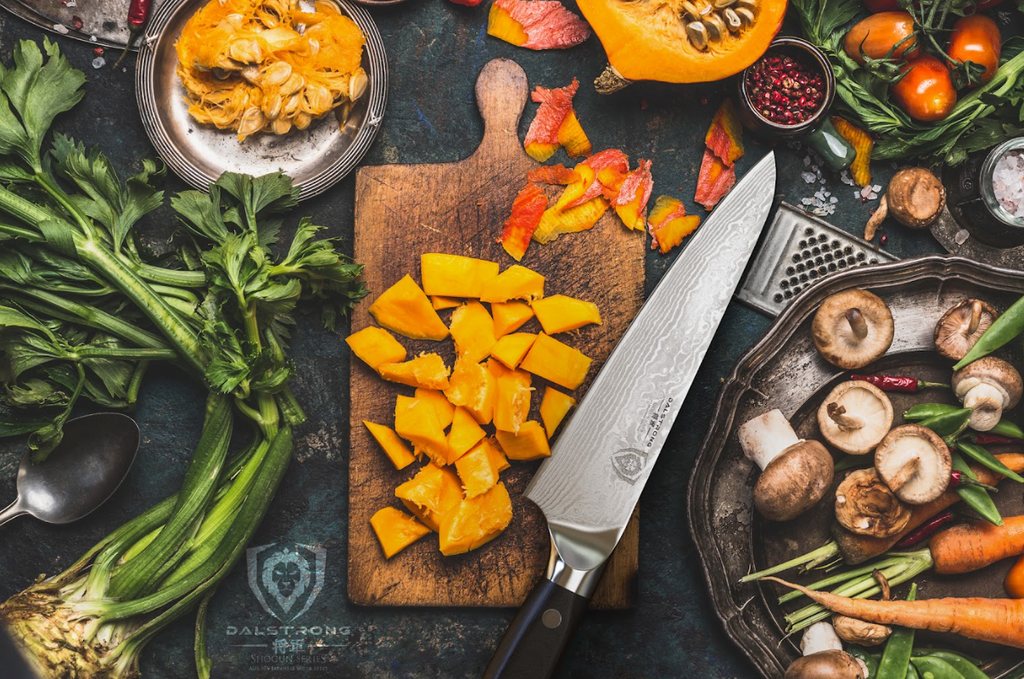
[525,152,778,571]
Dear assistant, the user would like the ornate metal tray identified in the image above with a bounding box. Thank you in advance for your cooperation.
[688,255,1024,679]
[135,0,387,201]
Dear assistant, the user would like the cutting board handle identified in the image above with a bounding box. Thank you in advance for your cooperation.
[472,58,531,162]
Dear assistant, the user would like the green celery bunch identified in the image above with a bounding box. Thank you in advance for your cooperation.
[0,39,366,678]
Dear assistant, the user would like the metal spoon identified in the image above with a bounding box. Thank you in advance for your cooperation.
[0,413,140,527]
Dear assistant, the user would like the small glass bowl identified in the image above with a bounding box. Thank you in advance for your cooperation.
[980,137,1024,230]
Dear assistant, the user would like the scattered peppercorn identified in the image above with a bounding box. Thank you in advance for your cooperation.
[71,15,83,30]
[745,52,825,126]
[93,47,104,56]
[880,234,889,246]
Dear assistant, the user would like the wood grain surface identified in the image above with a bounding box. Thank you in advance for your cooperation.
[348,58,644,608]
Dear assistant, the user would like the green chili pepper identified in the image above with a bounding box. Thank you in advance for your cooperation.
[990,419,1024,440]
[904,403,960,421]
[920,652,990,679]
[956,440,1024,482]
[911,656,969,679]
[876,584,917,679]
[951,451,1004,526]
[918,408,973,443]
[953,293,1024,371]
[849,646,880,678]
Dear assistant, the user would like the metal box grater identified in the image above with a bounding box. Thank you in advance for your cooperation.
[737,202,898,317]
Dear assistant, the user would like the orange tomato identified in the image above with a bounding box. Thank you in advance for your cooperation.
[948,14,1002,84]
[1006,552,1024,598]
[844,12,920,65]
[891,55,957,122]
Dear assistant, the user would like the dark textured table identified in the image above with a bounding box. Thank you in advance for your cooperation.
[0,3,943,678]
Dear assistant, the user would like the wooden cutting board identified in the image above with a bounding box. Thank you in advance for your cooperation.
[348,58,644,608]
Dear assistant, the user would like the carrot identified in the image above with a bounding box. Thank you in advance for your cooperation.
[834,453,1024,564]
[930,516,1024,574]
[767,576,1024,649]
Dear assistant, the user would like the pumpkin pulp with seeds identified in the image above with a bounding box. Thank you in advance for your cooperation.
[578,0,787,86]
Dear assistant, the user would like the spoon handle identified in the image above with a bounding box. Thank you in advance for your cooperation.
[0,499,25,527]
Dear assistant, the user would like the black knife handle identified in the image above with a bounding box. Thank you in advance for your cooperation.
[481,577,592,679]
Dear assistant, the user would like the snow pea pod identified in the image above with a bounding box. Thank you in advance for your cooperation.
[911,656,968,679]
[904,403,960,421]
[951,451,1003,526]
[907,665,920,679]
[877,584,917,679]
[989,419,1024,440]
[955,440,1024,482]
[953,294,1024,371]
[919,652,990,679]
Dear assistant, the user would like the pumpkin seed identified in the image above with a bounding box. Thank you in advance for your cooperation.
[699,3,714,16]
[734,0,756,11]
[271,117,292,135]
[262,61,292,86]
[262,94,283,120]
[704,14,726,41]
[280,73,306,97]
[349,70,369,101]
[723,7,743,31]
[735,6,755,25]
[680,1,701,19]
[713,0,736,8]
[238,107,266,137]
[686,21,709,50]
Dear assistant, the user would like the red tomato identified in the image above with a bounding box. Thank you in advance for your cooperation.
[891,55,957,121]
[844,12,920,65]
[1006,553,1024,598]
[948,14,1002,84]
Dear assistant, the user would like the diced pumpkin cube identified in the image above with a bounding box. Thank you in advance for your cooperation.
[369,275,449,341]
[479,265,544,304]
[370,507,431,559]
[454,439,503,498]
[378,353,451,390]
[492,301,535,337]
[395,463,464,532]
[345,327,407,370]
[421,254,500,299]
[438,482,513,556]
[415,388,455,429]
[363,421,416,471]
[489,359,532,433]
[447,406,487,464]
[431,296,462,310]
[495,421,551,460]
[519,333,592,390]
[490,333,537,370]
[482,436,510,472]
[449,301,497,364]
[539,387,576,437]
[394,395,448,467]
[444,357,497,425]
[531,295,601,334]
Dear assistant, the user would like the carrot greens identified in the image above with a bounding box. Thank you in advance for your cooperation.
[0,38,366,678]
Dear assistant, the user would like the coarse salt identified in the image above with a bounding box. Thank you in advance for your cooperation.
[52,23,69,34]
[992,148,1024,219]
[92,57,106,69]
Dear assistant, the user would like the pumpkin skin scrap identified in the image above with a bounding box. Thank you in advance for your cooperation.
[578,0,787,87]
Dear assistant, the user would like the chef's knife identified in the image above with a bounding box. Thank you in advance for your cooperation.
[482,152,778,679]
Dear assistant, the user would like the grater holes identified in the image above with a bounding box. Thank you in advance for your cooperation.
[844,246,853,255]
[805,228,814,236]
[786,266,795,275]
[774,293,784,302]
[856,252,866,261]
[796,263,805,272]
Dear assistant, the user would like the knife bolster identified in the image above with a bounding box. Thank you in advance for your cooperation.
[545,536,607,598]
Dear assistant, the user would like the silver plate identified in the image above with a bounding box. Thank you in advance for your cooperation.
[135,0,387,200]
[688,255,1024,679]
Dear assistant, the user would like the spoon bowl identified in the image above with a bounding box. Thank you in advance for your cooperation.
[1,413,140,526]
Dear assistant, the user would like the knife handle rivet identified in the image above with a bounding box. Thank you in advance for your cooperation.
[541,609,562,629]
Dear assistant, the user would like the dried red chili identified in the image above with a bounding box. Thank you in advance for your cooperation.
[850,374,949,393]
[113,0,153,68]
[893,510,955,548]
[745,52,825,126]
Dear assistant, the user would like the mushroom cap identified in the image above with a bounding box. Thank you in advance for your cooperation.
[754,440,834,522]
[812,290,894,370]
[952,356,1023,410]
[874,424,951,504]
[887,167,946,229]
[934,299,998,361]
[817,381,894,455]
[834,468,912,538]
[785,650,866,679]
[832,615,892,646]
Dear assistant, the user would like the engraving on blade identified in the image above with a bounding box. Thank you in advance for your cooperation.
[526,153,777,560]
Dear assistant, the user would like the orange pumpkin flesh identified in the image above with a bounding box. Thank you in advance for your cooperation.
[578,0,787,85]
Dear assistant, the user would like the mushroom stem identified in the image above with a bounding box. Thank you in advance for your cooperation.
[963,383,1006,432]
[738,409,800,470]
[827,402,865,431]
[967,300,983,335]
[863,195,888,241]
[846,308,869,340]
[887,456,922,491]
[800,622,843,656]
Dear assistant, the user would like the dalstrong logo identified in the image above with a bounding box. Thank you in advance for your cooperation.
[611,448,647,484]
[247,542,326,622]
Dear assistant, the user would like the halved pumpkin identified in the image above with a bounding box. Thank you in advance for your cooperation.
[578,0,787,90]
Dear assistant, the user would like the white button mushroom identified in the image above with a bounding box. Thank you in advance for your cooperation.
[812,290,894,370]
[738,410,834,522]
[934,299,998,361]
[786,622,867,679]
[874,424,952,505]
[817,381,894,455]
[951,356,1023,432]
